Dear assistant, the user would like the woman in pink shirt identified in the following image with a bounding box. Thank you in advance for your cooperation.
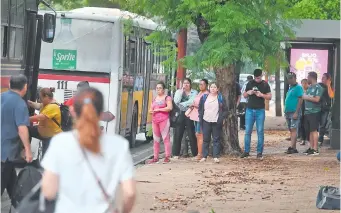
[198,83,228,163]
[187,79,209,160]
[147,82,173,164]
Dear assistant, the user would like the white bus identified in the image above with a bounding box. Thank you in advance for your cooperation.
[38,7,171,147]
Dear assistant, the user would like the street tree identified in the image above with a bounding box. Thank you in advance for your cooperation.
[285,0,340,20]
[124,0,296,154]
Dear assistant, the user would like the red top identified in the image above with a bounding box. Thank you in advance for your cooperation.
[64,97,75,106]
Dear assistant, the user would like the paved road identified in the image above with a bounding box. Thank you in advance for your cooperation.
[1,133,162,213]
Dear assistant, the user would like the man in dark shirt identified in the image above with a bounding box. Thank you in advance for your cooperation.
[318,73,333,146]
[241,69,272,159]
[1,74,32,198]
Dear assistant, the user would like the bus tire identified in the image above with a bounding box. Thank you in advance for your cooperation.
[129,105,138,148]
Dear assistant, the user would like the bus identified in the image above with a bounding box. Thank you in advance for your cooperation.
[38,7,173,147]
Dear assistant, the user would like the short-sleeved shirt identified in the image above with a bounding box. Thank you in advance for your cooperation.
[1,90,30,161]
[38,103,62,138]
[285,84,303,113]
[41,131,134,213]
[318,83,332,111]
[245,80,271,109]
[152,96,172,123]
[64,97,75,107]
[305,83,324,115]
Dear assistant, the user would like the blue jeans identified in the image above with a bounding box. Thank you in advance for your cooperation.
[244,108,265,154]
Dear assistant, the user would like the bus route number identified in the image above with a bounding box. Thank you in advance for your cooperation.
[57,81,68,89]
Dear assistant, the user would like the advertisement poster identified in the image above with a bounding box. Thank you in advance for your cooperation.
[290,49,329,83]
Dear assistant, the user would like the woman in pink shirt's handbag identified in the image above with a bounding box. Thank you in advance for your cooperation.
[186,79,209,161]
[147,82,173,164]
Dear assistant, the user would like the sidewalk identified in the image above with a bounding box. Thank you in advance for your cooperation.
[131,116,340,213]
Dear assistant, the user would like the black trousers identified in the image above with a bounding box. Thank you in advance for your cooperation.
[28,126,51,157]
[202,120,222,158]
[1,161,17,198]
[172,112,198,156]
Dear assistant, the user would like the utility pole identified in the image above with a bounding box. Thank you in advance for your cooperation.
[176,28,187,89]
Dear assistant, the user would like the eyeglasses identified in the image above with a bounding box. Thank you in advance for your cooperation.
[156,87,163,90]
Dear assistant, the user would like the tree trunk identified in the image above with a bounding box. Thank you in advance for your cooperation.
[215,65,242,155]
[275,67,282,116]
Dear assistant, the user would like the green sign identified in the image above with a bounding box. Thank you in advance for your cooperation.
[53,49,77,70]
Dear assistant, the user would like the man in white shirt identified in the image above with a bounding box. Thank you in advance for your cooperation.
[238,75,253,130]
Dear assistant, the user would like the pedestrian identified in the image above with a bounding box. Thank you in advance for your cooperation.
[318,73,334,146]
[199,83,227,163]
[241,69,272,159]
[41,87,136,213]
[238,75,253,130]
[1,74,33,198]
[28,88,62,156]
[147,81,173,164]
[64,81,90,116]
[284,72,303,154]
[172,78,198,159]
[187,79,209,161]
[302,71,324,155]
[235,81,241,107]
[298,78,309,145]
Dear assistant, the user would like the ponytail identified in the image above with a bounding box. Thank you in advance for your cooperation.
[75,98,101,153]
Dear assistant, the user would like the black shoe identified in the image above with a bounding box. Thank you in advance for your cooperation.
[307,149,319,156]
[285,147,299,154]
[240,152,250,158]
[303,148,312,154]
[257,153,263,159]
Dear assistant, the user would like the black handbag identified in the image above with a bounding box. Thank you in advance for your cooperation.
[16,182,56,213]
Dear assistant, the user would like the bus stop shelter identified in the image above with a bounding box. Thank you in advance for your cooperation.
[285,19,340,149]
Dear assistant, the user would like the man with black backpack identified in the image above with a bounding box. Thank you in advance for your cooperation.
[318,73,334,146]
[1,75,33,199]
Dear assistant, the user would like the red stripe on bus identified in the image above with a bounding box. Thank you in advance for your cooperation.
[38,74,110,83]
[1,77,10,88]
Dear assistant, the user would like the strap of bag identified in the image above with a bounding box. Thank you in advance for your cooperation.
[73,133,117,213]
[51,103,61,127]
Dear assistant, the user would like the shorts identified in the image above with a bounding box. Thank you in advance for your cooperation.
[304,112,320,133]
[285,112,301,130]
[194,121,201,133]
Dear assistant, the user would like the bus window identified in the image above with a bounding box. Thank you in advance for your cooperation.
[124,36,129,71]
[129,38,137,74]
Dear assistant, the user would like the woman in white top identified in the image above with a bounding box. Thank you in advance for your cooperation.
[41,87,136,213]
[198,83,228,163]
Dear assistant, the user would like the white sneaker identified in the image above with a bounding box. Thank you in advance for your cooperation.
[213,158,220,163]
[172,156,179,160]
[199,158,206,162]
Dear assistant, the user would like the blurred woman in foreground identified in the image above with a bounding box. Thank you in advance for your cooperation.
[41,87,136,213]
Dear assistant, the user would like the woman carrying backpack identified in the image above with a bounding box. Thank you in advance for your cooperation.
[28,88,62,156]
[147,82,173,164]
[198,83,227,163]
[41,87,136,213]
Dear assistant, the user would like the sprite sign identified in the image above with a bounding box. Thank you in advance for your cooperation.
[53,49,77,70]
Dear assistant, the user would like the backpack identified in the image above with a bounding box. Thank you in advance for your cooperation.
[169,98,181,128]
[52,103,73,131]
[11,165,42,208]
[318,83,331,111]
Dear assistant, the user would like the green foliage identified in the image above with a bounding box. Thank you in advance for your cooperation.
[43,0,124,10]
[285,0,340,20]
[123,0,297,72]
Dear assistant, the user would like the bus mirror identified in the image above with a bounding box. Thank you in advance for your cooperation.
[42,13,56,43]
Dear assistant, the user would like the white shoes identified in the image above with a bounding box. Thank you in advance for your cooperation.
[199,157,220,163]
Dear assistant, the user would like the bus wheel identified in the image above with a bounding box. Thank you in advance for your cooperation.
[129,105,138,148]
